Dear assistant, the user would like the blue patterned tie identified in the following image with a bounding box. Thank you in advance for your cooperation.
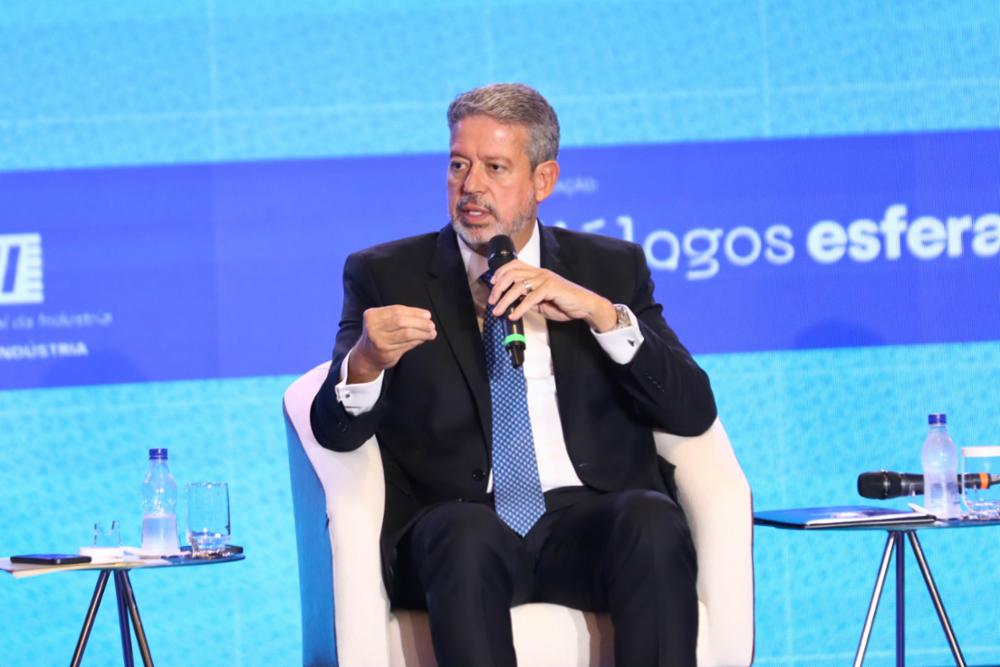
[481,287,547,536]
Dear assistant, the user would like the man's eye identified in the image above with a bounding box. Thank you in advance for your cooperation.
[450,161,467,172]
[489,163,505,173]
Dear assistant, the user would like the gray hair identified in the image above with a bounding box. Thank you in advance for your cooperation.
[447,83,560,167]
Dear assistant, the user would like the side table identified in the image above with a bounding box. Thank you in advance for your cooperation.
[2,545,244,667]
[756,507,1000,667]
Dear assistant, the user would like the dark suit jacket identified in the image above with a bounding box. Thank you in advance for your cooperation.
[310,223,717,586]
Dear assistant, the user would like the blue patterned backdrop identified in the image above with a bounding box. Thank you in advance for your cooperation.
[1,1,998,665]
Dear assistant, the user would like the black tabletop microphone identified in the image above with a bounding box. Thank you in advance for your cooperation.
[486,235,526,368]
[857,470,1000,500]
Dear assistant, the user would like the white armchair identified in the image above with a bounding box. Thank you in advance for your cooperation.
[284,362,754,666]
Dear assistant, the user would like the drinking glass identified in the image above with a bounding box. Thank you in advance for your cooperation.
[93,520,120,547]
[79,519,125,562]
[961,446,1000,519]
[186,482,230,556]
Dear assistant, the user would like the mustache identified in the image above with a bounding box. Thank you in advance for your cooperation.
[457,195,496,217]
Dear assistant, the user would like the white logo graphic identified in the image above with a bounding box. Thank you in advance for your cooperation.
[0,233,44,305]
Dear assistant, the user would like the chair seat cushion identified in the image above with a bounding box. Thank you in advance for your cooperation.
[388,604,614,667]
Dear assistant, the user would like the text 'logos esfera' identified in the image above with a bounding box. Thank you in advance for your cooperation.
[0,233,44,304]
[555,204,1000,280]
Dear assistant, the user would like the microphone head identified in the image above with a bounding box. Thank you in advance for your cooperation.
[857,471,903,500]
[487,235,517,272]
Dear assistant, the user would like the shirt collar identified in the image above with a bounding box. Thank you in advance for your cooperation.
[457,220,541,285]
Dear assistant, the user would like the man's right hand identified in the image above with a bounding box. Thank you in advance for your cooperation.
[347,305,437,383]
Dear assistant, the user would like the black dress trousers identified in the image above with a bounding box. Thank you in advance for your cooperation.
[391,486,698,667]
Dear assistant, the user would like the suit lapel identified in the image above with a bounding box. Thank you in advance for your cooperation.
[540,224,586,449]
[426,225,492,445]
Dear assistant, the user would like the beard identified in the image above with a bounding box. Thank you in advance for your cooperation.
[450,193,537,254]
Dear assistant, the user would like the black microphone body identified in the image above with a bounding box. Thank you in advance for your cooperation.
[857,470,1000,499]
[486,235,526,368]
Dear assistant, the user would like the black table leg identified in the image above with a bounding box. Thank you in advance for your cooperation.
[117,571,155,667]
[854,530,897,667]
[113,571,135,667]
[895,532,905,667]
[70,569,110,667]
[907,532,966,667]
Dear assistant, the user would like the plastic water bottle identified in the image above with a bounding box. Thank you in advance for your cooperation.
[141,448,180,554]
[921,413,961,518]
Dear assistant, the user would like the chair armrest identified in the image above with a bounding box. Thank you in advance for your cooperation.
[655,417,755,667]
[285,362,393,667]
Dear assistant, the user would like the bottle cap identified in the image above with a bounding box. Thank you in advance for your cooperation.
[928,413,947,425]
[148,448,168,460]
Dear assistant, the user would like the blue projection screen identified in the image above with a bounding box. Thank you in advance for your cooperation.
[2,130,997,389]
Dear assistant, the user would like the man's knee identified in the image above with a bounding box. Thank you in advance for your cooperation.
[609,490,691,551]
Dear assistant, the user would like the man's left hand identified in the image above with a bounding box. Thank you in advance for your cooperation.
[488,259,618,333]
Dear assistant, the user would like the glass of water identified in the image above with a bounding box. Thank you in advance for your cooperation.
[961,447,1000,520]
[186,482,230,556]
[93,519,121,547]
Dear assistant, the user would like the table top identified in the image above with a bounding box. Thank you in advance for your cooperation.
[1,545,245,579]
[754,505,1000,532]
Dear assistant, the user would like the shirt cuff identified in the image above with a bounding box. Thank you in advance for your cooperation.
[591,304,644,364]
[335,350,384,416]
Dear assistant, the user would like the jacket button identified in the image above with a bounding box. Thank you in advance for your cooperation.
[472,469,486,482]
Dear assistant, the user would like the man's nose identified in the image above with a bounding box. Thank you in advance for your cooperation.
[462,163,485,193]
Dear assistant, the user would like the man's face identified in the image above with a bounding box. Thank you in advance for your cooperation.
[448,115,540,253]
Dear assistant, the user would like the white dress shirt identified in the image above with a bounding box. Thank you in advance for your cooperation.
[335,222,645,491]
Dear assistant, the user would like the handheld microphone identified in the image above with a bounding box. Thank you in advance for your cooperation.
[857,470,1000,500]
[486,235,526,368]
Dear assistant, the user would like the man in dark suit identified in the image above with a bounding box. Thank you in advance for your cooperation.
[311,83,716,667]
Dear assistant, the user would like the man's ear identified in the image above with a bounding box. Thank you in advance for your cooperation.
[533,160,560,203]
